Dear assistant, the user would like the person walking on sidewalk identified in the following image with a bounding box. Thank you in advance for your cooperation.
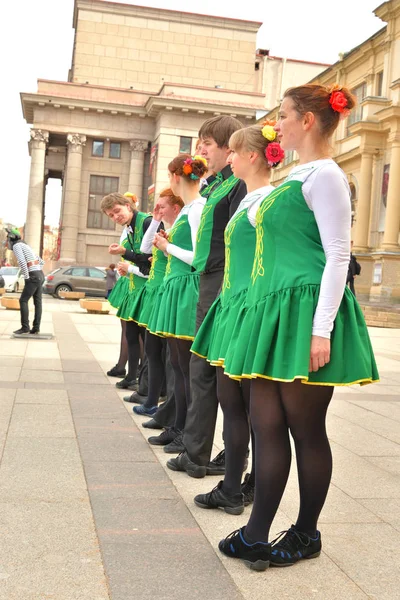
[6,228,45,335]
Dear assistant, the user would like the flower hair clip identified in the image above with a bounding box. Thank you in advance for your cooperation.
[329,87,350,118]
[261,119,277,142]
[265,142,285,167]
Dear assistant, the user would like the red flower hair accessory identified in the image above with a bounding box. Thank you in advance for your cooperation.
[329,90,350,115]
[265,142,284,166]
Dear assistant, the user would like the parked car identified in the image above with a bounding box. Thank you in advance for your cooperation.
[0,266,25,292]
[43,266,107,298]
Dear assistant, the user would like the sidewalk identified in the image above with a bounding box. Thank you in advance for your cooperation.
[0,297,399,600]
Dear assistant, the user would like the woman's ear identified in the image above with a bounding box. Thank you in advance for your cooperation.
[303,111,316,131]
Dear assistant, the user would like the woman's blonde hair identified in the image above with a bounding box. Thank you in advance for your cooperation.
[229,125,273,169]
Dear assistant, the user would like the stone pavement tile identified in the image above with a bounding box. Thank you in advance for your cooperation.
[0,395,14,461]
[74,325,111,343]
[358,499,400,532]
[366,456,400,476]
[348,398,400,422]
[84,460,173,500]
[22,357,62,370]
[0,356,23,367]
[64,371,110,385]
[0,366,21,382]
[25,341,60,359]
[0,500,109,600]
[7,404,75,438]
[99,533,243,600]
[15,388,69,405]
[347,383,399,396]
[88,343,120,363]
[0,340,27,356]
[0,437,88,502]
[77,432,155,463]
[330,442,400,498]
[19,369,64,383]
[62,359,104,373]
[329,399,400,444]
[0,381,23,389]
[74,416,143,437]
[327,413,400,456]
[68,395,128,418]
[321,523,399,600]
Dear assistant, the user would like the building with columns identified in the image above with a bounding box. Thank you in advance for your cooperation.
[20,0,326,266]
[266,0,400,303]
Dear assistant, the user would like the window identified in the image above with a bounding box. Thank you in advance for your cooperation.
[109,142,121,159]
[92,140,104,157]
[179,136,192,154]
[283,150,294,166]
[89,268,105,278]
[376,71,384,97]
[87,175,119,230]
[347,83,366,129]
[71,268,87,277]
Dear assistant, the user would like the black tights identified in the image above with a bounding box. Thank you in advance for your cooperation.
[144,331,166,409]
[116,320,128,371]
[125,321,144,382]
[168,338,192,431]
[245,379,334,543]
[217,368,254,495]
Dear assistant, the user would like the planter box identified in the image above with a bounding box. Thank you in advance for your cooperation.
[79,299,110,314]
[1,297,20,310]
[0,288,5,296]
[59,291,86,300]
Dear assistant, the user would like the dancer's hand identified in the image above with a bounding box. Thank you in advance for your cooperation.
[153,202,163,221]
[309,336,330,372]
[117,261,129,276]
[153,233,168,252]
[109,243,125,255]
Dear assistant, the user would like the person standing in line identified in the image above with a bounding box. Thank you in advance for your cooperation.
[105,263,117,299]
[167,115,247,479]
[191,123,282,514]
[6,228,45,335]
[216,84,379,572]
[145,154,207,454]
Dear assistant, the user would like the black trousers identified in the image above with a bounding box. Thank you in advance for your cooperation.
[19,271,44,330]
[153,345,176,429]
[183,270,224,466]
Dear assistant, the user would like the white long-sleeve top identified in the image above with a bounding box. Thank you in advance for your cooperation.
[248,159,351,339]
[119,226,148,279]
[164,198,206,266]
[12,242,44,279]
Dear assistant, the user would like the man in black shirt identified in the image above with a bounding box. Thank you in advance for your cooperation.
[167,115,247,478]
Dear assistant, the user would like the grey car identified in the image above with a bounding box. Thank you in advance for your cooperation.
[43,266,107,298]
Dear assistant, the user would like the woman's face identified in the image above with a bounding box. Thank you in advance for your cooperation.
[227,147,251,180]
[105,203,133,226]
[274,97,304,151]
[167,170,179,195]
[158,197,181,225]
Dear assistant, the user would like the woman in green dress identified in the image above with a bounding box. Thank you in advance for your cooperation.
[129,188,184,421]
[148,154,207,452]
[217,84,379,571]
[191,124,279,515]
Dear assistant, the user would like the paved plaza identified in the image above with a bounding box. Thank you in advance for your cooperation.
[0,297,399,600]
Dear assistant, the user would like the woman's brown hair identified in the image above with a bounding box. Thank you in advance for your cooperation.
[168,154,208,182]
[283,84,357,137]
[159,187,184,209]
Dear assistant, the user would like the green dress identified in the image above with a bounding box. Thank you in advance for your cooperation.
[129,246,168,327]
[191,187,274,364]
[107,233,131,309]
[222,179,379,386]
[147,205,201,340]
[115,212,149,321]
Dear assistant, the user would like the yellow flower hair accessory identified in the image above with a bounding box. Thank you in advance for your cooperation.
[123,192,137,200]
[193,155,208,167]
[261,125,277,142]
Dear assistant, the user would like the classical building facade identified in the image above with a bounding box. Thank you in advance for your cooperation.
[20,0,326,266]
[266,0,400,303]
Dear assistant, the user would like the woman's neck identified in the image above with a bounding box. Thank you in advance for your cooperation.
[182,185,200,205]
[244,172,271,194]
[296,140,332,165]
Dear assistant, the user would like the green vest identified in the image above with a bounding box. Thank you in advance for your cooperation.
[192,174,240,273]
[147,247,168,289]
[124,211,150,290]
[164,214,193,282]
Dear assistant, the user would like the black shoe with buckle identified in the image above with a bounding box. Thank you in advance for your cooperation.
[219,527,271,571]
[167,451,207,478]
[115,378,136,389]
[241,473,255,507]
[107,365,126,378]
[194,480,244,515]
[148,427,178,446]
[14,327,30,335]
[270,525,321,567]
[163,431,184,454]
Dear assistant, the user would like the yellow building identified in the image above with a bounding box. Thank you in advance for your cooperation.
[266,0,400,303]
[20,0,326,266]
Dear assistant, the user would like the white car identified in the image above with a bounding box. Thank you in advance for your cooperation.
[0,267,25,293]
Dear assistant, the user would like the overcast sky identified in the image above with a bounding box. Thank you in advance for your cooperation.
[0,0,383,227]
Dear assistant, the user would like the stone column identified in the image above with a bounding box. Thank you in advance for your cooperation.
[128,140,148,205]
[59,133,86,263]
[382,134,400,250]
[352,151,374,251]
[25,129,49,253]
